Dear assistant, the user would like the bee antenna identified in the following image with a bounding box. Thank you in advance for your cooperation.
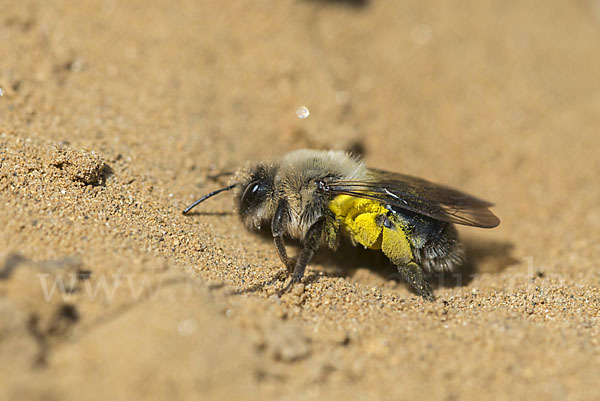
[182,184,237,215]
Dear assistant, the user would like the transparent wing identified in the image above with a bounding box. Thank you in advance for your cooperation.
[324,168,500,228]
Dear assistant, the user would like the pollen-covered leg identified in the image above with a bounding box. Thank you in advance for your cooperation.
[396,262,434,301]
[379,214,434,301]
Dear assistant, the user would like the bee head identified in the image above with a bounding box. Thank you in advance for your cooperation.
[234,164,277,228]
[181,163,277,231]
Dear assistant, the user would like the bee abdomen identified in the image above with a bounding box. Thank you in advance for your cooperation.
[387,206,465,273]
[413,223,465,273]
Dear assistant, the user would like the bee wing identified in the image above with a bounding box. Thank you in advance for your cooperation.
[325,168,500,228]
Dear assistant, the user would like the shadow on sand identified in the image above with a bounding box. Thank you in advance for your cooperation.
[228,228,517,297]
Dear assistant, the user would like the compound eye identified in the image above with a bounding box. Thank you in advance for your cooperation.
[240,180,268,214]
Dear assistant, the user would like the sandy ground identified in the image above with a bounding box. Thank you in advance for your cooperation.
[1,0,600,400]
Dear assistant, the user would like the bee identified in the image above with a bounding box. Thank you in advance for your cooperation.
[183,149,499,300]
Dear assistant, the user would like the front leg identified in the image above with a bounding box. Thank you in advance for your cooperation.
[272,199,294,273]
[280,217,325,294]
[273,236,293,274]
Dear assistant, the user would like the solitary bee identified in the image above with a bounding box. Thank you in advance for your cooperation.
[183,149,499,300]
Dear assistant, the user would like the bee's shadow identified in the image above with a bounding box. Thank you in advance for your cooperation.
[233,228,517,295]
[307,236,517,291]
[430,238,518,290]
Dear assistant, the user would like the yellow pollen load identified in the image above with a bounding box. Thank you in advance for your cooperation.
[328,195,413,264]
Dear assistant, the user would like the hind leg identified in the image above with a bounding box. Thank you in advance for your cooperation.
[396,261,434,301]
[379,214,435,301]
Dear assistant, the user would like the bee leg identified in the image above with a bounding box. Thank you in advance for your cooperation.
[272,200,294,274]
[274,236,293,274]
[397,262,435,301]
[280,217,325,294]
[378,214,434,301]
